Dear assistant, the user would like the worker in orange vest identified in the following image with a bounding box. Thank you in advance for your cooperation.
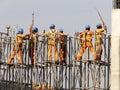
[76,25,98,60]
[41,24,65,61]
[95,23,107,60]
[59,29,67,63]
[7,28,29,64]
[29,26,39,64]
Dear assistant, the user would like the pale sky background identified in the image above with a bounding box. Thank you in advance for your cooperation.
[0,0,112,35]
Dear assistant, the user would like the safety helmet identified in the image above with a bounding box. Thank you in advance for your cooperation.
[59,29,63,33]
[49,24,55,28]
[17,28,24,34]
[32,27,38,32]
[85,25,90,30]
[96,23,102,28]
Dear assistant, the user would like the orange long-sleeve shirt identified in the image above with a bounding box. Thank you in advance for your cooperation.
[95,28,105,45]
[80,30,94,42]
[42,29,63,45]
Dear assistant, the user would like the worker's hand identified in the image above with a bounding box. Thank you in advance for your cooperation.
[74,32,79,35]
[62,34,68,36]
[41,34,45,37]
[38,34,42,37]
[26,34,30,36]
[103,25,107,30]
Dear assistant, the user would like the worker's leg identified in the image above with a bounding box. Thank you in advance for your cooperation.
[48,45,52,60]
[89,46,98,60]
[29,46,35,64]
[76,45,86,60]
[96,45,103,60]
[32,83,41,89]
[47,84,52,89]
[55,44,59,61]
[17,48,23,64]
[60,44,66,63]
[7,46,17,63]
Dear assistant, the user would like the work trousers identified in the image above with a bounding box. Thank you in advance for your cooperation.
[76,41,97,60]
[7,44,23,64]
[60,43,67,63]
[48,44,59,61]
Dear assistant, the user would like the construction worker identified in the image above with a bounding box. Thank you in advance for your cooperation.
[41,24,65,61]
[7,28,28,64]
[29,26,39,64]
[95,23,107,60]
[76,25,98,61]
[59,29,67,63]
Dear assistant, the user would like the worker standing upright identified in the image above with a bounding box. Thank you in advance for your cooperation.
[41,24,65,61]
[76,25,98,61]
[7,28,28,64]
[29,26,39,64]
[95,23,107,60]
[59,29,67,63]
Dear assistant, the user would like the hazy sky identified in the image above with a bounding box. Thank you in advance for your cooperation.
[0,0,111,35]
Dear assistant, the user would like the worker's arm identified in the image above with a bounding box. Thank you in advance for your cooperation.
[56,30,68,36]
[79,32,83,38]
[41,31,49,37]
[97,28,105,33]
[17,34,29,40]
[29,24,33,37]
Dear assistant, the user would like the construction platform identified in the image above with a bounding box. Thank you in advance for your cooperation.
[0,30,111,90]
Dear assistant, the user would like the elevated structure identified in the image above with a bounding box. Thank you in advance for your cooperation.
[0,28,111,90]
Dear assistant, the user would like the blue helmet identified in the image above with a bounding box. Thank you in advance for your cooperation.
[18,28,24,34]
[49,24,55,28]
[85,25,90,29]
[96,23,102,28]
[32,27,38,32]
[59,29,63,33]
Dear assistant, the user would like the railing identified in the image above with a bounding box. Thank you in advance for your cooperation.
[0,31,111,90]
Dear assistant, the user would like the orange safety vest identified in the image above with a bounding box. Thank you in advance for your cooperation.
[80,30,94,41]
[45,29,62,45]
[79,30,94,47]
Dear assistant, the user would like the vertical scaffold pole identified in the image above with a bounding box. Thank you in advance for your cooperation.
[43,30,45,86]
[73,34,76,89]
[87,45,90,88]
[107,34,111,89]
[68,37,71,90]
[104,34,107,89]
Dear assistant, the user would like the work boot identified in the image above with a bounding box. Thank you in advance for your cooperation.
[75,56,82,61]
[31,60,37,65]
[18,60,23,64]
[47,84,52,89]
[41,84,46,90]
[7,57,14,64]
[32,83,41,90]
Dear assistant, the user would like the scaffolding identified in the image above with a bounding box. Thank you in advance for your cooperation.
[0,28,111,90]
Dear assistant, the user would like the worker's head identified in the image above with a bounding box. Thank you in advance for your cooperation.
[32,27,38,33]
[59,29,63,33]
[85,25,90,30]
[17,28,24,34]
[96,23,102,29]
[49,24,55,29]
